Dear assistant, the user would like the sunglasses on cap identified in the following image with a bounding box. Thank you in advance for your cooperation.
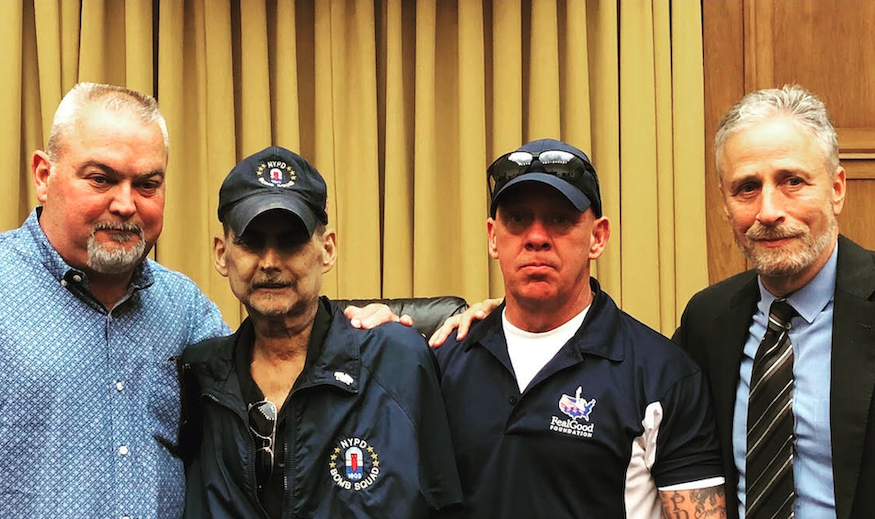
[488,149,601,216]
[248,400,278,487]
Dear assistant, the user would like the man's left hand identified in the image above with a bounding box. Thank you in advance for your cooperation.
[344,304,414,329]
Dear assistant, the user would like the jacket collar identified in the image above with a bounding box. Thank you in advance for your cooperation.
[198,297,363,402]
[295,298,361,394]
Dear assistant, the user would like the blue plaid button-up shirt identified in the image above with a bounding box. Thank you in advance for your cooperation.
[0,209,229,518]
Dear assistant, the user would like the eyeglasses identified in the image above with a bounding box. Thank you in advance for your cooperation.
[487,149,601,216]
[248,400,278,486]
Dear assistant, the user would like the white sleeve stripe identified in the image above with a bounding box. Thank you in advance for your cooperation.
[623,402,663,518]
[658,476,726,491]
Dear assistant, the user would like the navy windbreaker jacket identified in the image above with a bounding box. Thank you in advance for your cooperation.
[180,298,462,518]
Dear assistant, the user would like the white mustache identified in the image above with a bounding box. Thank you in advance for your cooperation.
[745,222,806,241]
[92,222,144,242]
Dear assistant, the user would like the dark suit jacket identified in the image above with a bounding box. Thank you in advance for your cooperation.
[673,235,875,519]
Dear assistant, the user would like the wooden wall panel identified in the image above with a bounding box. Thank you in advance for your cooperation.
[839,180,875,246]
[769,1,875,127]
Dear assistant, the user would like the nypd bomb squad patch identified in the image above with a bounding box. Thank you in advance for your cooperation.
[257,159,297,188]
[549,386,597,438]
[328,437,381,491]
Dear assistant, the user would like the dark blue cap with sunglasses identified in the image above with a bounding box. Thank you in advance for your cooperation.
[218,146,329,237]
[488,138,602,218]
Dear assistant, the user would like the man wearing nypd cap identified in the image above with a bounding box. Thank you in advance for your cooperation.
[179,146,462,518]
[433,138,726,518]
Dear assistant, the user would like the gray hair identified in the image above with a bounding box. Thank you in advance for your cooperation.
[715,84,839,179]
[46,82,169,162]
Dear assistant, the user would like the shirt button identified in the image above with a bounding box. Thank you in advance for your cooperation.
[60,279,68,287]
[509,396,518,405]
[115,381,124,391]
[122,516,130,519]
[72,274,82,283]
[119,445,129,456]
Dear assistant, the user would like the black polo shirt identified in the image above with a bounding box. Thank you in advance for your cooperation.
[435,279,723,518]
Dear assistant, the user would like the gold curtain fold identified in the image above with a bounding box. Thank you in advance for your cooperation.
[0,0,25,227]
[1,0,707,335]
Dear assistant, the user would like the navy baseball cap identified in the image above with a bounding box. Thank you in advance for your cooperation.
[488,138,602,218]
[218,146,328,237]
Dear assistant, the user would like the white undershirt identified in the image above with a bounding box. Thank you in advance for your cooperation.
[503,306,590,393]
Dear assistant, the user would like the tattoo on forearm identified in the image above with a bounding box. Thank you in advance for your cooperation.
[660,486,726,519]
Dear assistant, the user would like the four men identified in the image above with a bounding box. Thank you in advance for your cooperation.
[4,80,869,519]
[434,139,726,517]
[180,147,462,518]
[0,84,227,518]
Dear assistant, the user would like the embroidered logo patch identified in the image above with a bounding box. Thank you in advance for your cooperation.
[550,386,596,438]
[256,159,296,188]
[328,437,381,491]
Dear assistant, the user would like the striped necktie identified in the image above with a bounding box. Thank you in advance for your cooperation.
[746,298,798,519]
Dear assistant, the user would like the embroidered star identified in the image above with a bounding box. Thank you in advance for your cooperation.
[330,454,337,460]
[367,446,375,453]
[334,447,340,454]
[329,462,335,468]
[373,460,380,467]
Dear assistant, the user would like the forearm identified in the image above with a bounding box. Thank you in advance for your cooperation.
[659,485,726,519]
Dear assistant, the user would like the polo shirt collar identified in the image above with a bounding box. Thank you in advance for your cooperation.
[464,277,625,362]
[571,279,625,362]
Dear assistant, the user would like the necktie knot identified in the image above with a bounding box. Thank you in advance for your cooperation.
[768,299,797,331]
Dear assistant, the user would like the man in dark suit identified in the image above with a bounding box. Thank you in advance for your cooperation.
[673,85,875,519]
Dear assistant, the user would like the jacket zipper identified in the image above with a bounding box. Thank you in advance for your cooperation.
[205,392,272,519]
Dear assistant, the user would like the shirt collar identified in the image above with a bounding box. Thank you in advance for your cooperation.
[757,241,838,325]
[465,278,625,362]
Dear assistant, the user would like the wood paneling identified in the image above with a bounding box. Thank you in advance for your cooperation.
[839,180,875,250]
[838,128,875,183]
[703,0,875,283]
[703,0,747,283]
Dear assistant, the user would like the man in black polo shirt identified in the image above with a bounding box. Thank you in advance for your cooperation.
[433,139,726,518]
[180,146,462,518]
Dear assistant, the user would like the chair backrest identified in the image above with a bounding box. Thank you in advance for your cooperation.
[336,296,468,339]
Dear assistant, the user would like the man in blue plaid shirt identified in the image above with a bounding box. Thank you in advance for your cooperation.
[0,83,228,519]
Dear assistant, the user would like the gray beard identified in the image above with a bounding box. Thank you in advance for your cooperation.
[738,215,837,278]
[86,222,146,275]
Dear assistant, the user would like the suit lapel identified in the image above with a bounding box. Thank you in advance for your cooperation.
[831,237,875,519]
[707,275,759,507]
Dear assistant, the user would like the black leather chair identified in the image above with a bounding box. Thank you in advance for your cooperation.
[336,296,468,339]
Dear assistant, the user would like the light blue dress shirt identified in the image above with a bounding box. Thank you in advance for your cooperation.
[733,245,838,519]
[0,209,230,518]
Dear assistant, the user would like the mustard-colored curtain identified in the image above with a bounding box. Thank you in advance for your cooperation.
[0,0,707,335]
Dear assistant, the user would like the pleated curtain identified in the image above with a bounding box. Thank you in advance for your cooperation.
[0,0,707,334]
